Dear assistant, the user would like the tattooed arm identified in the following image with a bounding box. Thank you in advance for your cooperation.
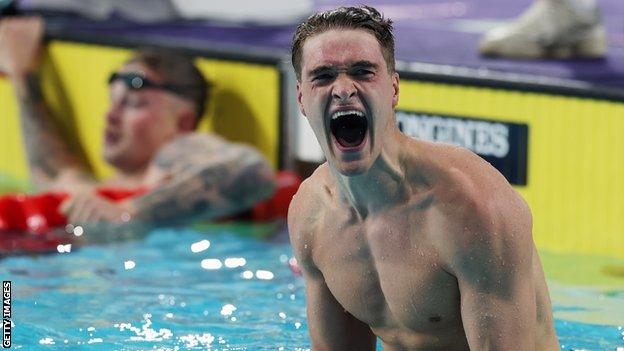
[13,73,93,190]
[127,133,276,224]
[0,17,93,190]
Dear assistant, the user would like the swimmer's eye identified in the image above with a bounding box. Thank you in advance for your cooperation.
[351,68,374,78]
[312,73,335,83]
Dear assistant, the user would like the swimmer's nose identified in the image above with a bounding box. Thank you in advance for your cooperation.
[332,76,357,103]
[105,104,121,125]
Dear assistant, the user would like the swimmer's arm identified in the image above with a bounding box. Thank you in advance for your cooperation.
[302,269,376,350]
[444,202,537,350]
[127,136,276,223]
[287,189,376,350]
[12,73,94,190]
[1,17,92,190]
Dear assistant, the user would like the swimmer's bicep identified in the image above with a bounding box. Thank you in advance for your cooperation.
[457,267,536,348]
[452,215,536,347]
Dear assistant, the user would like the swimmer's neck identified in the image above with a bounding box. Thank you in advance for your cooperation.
[332,131,411,220]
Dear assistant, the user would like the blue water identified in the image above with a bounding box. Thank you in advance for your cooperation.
[1,225,623,350]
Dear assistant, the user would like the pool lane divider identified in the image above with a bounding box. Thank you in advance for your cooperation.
[0,172,301,254]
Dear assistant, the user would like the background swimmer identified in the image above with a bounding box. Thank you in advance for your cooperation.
[288,6,559,350]
[0,17,275,225]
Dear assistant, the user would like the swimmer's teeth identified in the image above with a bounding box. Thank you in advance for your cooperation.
[331,110,365,120]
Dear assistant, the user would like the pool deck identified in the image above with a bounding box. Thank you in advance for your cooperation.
[24,0,624,92]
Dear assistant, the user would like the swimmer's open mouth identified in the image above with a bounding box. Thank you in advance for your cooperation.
[330,110,368,148]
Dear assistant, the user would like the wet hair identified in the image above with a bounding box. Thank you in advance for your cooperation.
[291,5,395,80]
[125,48,209,127]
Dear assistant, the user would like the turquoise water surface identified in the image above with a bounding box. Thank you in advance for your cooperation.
[1,225,623,350]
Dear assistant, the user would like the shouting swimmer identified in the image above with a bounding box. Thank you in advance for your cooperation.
[0,17,275,225]
[288,6,559,350]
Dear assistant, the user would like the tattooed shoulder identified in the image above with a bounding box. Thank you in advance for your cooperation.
[133,132,276,223]
[152,133,228,172]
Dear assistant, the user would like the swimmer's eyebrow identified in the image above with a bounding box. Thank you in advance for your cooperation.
[308,65,336,77]
[350,61,379,70]
[308,61,379,77]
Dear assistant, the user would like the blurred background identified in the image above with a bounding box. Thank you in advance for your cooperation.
[0,0,623,349]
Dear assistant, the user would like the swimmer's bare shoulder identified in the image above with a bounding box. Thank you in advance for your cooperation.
[150,132,229,173]
[287,163,332,264]
[416,141,533,266]
[410,140,557,349]
[130,132,276,223]
[144,132,267,184]
[288,165,376,349]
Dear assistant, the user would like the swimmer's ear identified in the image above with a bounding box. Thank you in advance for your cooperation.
[391,72,400,108]
[177,109,197,132]
[296,81,307,117]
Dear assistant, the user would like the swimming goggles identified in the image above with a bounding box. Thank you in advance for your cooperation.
[107,72,194,96]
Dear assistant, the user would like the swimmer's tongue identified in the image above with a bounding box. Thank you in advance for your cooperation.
[330,113,368,148]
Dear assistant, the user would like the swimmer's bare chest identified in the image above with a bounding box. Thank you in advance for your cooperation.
[313,200,471,349]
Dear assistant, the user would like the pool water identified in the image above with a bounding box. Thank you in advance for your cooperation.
[1,224,623,350]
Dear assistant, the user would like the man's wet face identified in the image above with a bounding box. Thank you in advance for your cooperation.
[103,63,181,172]
[297,29,399,176]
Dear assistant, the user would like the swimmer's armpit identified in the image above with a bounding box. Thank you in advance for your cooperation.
[128,135,276,224]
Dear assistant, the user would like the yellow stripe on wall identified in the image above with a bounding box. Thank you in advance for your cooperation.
[0,40,280,189]
[195,58,280,167]
[398,81,624,259]
[0,78,29,184]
